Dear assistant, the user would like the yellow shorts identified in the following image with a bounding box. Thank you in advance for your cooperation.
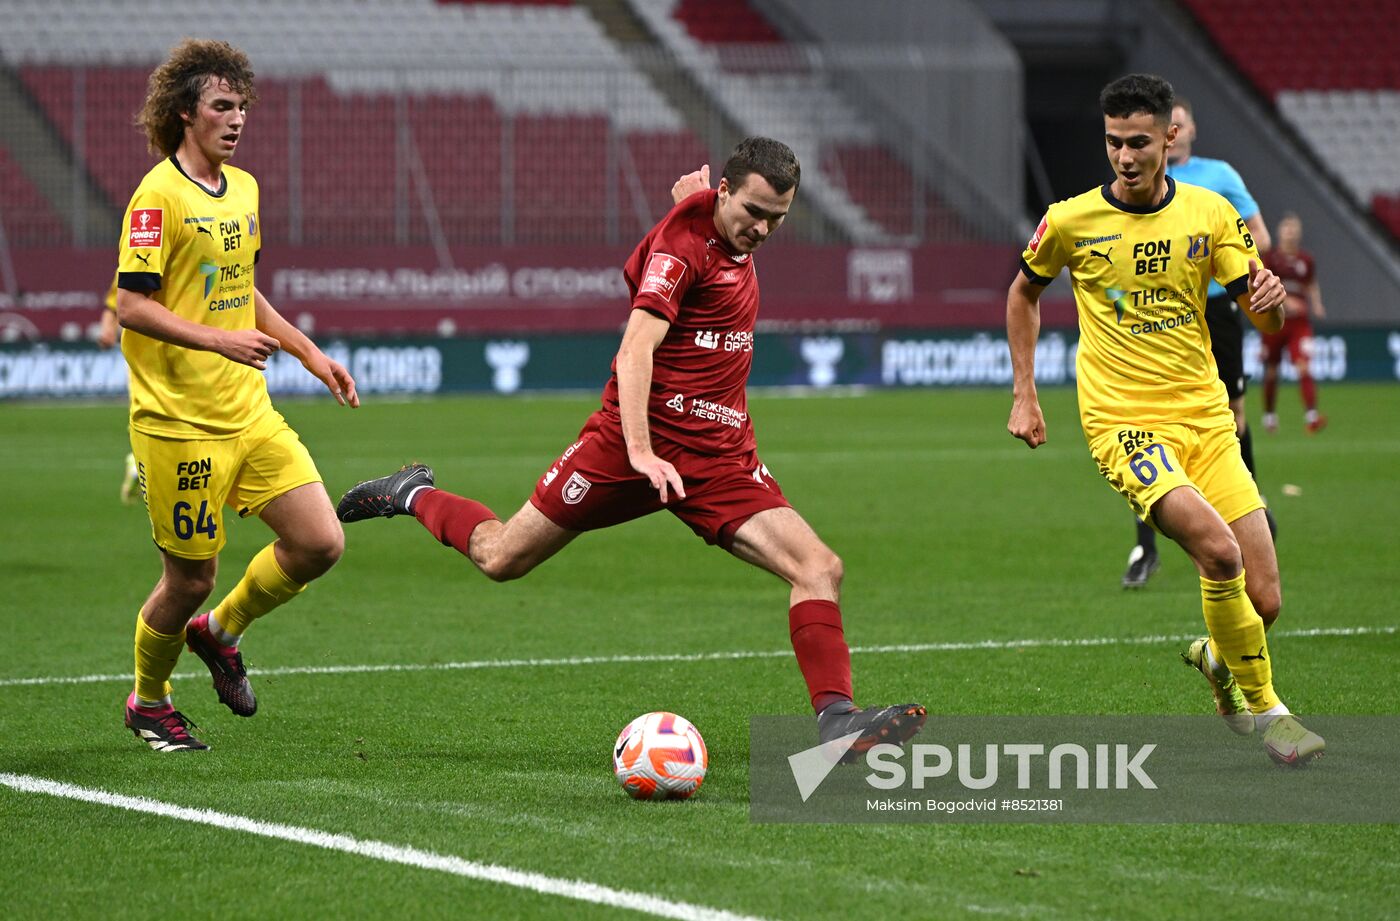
[1088,416,1263,528]
[130,409,322,560]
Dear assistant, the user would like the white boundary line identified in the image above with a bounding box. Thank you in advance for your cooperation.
[0,773,770,921]
[1,624,1393,690]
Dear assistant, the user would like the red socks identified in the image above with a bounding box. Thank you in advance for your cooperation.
[789,599,853,713]
[413,489,498,556]
[1300,374,1317,411]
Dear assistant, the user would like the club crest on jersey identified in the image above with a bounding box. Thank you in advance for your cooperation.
[639,252,686,302]
[1028,215,1048,253]
[128,208,163,248]
[1187,234,1210,260]
[561,472,591,505]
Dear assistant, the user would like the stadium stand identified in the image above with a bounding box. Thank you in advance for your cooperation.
[0,145,67,246]
[0,0,706,246]
[1178,0,1400,241]
[628,0,950,243]
[671,0,783,44]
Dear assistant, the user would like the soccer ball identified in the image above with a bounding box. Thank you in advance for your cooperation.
[612,711,708,800]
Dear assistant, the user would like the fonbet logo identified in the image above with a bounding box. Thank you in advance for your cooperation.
[789,739,1157,802]
[1027,215,1048,253]
[128,208,163,248]
[639,252,686,302]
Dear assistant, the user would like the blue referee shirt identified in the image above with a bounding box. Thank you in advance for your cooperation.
[1166,156,1260,298]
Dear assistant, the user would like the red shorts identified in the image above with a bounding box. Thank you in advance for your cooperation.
[529,413,790,548]
[1261,315,1314,366]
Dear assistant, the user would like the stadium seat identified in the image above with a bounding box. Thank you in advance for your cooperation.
[1177,0,1400,240]
[0,145,68,247]
[2,0,700,247]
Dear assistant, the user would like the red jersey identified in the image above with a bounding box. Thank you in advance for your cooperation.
[597,189,760,456]
[1264,248,1315,313]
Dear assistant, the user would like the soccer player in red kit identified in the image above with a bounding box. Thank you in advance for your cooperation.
[338,137,926,752]
[1261,213,1328,434]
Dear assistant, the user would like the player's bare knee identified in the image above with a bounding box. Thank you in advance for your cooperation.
[478,551,531,583]
[481,560,528,583]
[167,570,216,606]
[824,550,844,590]
[1250,584,1282,626]
[313,526,346,570]
[285,529,344,579]
[1197,533,1242,581]
[795,548,842,596]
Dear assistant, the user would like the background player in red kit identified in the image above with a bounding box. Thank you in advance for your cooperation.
[1261,213,1328,434]
[338,137,925,751]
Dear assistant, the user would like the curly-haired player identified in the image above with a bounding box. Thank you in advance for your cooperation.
[117,39,358,752]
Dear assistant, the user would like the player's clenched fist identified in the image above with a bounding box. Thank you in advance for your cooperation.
[671,164,710,206]
[1246,258,1285,313]
[1007,397,1047,449]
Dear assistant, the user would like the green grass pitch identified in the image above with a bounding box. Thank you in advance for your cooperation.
[1,384,1397,919]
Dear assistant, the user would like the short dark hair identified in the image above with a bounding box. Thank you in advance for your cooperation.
[1099,74,1174,126]
[721,136,800,195]
[1173,94,1193,115]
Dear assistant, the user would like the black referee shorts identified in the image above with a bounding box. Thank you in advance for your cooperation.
[1205,293,1246,399]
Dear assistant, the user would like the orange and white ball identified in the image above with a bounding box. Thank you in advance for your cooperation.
[612,711,708,800]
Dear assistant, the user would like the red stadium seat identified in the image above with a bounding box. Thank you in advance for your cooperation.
[672,0,783,44]
[0,145,68,247]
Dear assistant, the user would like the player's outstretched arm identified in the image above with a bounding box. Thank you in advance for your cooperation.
[1239,259,1285,334]
[253,287,359,407]
[616,308,685,503]
[117,287,280,369]
[671,164,710,206]
[1006,273,1047,449]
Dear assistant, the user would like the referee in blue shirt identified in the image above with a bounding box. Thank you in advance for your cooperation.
[1120,95,1276,588]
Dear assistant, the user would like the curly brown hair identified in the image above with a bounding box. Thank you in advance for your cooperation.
[136,39,258,157]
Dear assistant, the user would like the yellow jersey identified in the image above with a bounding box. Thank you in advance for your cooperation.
[118,156,267,439]
[104,272,118,313]
[1020,176,1257,438]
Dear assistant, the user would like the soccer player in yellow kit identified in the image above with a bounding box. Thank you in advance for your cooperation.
[1006,74,1323,765]
[117,40,358,751]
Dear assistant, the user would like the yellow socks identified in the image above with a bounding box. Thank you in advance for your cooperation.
[210,543,306,640]
[1201,571,1280,713]
[133,613,184,704]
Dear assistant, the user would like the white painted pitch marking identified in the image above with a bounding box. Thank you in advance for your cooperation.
[0,624,1392,690]
[0,773,770,921]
